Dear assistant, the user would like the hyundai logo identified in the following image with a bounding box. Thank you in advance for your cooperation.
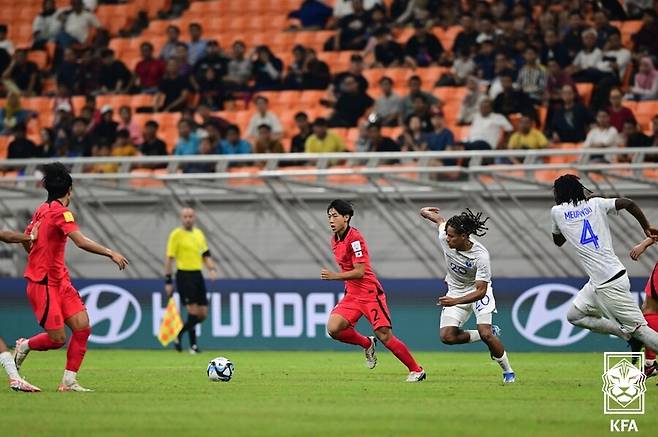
[512,283,589,347]
[79,284,142,344]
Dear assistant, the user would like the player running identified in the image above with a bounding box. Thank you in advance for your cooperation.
[420,207,516,384]
[14,162,129,392]
[321,200,426,382]
[630,237,658,378]
[550,174,658,357]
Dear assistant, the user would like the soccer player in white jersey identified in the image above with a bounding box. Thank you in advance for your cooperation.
[551,174,658,357]
[420,207,515,384]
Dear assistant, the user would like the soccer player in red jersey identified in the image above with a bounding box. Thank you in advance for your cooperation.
[321,200,426,382]
[13,162,129,392]
[630,236,658,379]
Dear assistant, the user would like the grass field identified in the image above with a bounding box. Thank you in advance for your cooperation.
[1,350,656,436]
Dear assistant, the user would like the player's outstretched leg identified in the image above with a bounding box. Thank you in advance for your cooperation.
[374,327,425,382]
[567,305,631,340]
[327,314,377,369]
[477,324,515,384]
[0,337,40,392]
[14,330,67,372]
[58,311,93,393]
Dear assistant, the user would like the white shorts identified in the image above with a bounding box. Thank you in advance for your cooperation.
[573,272,646,335]
[440,287,497,328]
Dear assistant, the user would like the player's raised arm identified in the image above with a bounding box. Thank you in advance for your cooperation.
[68,231,129,270]
[615,198,658,239]
[0,226,38,244]
[630,237,656,261]
[420,207,446,225]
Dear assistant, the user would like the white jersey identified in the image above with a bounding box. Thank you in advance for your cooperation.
[551,197,625,286]
[437,223,492,296]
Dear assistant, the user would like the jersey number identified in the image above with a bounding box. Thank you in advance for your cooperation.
[579,219,600,249]
[370,309,380,322]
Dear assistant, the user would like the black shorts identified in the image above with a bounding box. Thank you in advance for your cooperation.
[176,270,208,306]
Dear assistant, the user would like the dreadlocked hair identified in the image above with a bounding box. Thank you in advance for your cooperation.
[446,209,489,237]
[553,174,589,206]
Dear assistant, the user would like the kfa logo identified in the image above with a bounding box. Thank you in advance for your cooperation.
[511,283,588,346]
[79,284,142,344]
[602,352,646,415]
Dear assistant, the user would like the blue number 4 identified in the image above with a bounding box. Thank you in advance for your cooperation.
[580,219,600,249]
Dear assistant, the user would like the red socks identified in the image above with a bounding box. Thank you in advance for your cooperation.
[66,327,91,372]
[28,333,65,350]
[335,327,371,349]
[645,313,658,361]
[384,336,422,372]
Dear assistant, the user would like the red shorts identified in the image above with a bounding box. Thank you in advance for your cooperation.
[331,292,392,331]
[26,279,85,330]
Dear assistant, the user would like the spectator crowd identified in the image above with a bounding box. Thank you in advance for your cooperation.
[0,0,657,170]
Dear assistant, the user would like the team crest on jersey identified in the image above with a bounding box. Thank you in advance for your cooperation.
[464,259,474,268]
[351,241,362,252]
[63,211,75,223]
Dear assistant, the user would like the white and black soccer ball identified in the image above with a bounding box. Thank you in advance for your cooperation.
[207,357,234,382]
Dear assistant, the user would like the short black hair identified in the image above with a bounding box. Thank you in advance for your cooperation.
[294,111,308,120]
[257,124,272,131]
[145,120,159,129]
[227,124,240,134]
[350,54,363,63]
[314,117,328,127]
[255,95,268,104]
[41,162,73,201]
[117,128,130,139]
[553,174,590,206]
[327,199,354,221]
[446,209,489,237]
[379,76,393,85]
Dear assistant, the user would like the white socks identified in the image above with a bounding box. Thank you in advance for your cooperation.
[63,369,77,385]
[467,330,481,343]
[493,351,513,373]
[0,351,20,380]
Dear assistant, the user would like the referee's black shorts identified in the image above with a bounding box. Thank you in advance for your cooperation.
[176,270,208,305]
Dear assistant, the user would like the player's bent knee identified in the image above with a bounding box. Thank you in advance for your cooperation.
[375,328,392,343]
[567,306,585,325]
[327,326,342,339]
[440,333,457,345]
[48,333,67,345]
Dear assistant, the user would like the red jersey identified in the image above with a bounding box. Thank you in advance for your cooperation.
[24,201,79,285]
[331,226,383,300]
[646,262,658,300]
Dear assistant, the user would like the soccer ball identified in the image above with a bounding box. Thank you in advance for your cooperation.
[207,357,234,382]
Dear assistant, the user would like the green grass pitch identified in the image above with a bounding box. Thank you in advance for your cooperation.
[2,350,656,436]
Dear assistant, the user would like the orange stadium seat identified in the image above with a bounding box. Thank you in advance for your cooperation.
[0,136,10,159]
[575,83,593,106]
[327,166,368,185]
[228,166,264,186]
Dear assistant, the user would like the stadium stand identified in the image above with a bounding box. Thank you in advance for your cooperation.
[0,0,653,185]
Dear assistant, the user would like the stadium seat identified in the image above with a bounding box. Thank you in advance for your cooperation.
[228,166,264,186]
[575,83,593,106]
[278,165,318,183]
[327,166,368,185]
[130,168,166,188]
